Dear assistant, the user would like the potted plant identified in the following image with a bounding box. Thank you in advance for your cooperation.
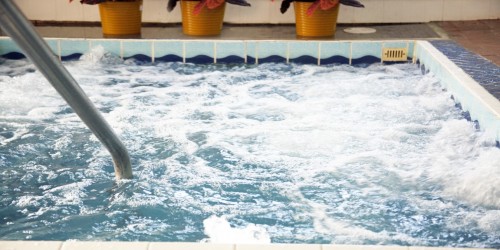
[280,0,364,38]
[167,0,251,36]
[70,0,143,38]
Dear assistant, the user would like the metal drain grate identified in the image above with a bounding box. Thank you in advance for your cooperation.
[382,48,408,62]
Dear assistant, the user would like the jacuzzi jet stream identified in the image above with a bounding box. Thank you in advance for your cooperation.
[0,0,133,180]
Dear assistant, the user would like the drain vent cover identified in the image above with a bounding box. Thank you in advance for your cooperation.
[382,48,408,62]
[343,27,377,34]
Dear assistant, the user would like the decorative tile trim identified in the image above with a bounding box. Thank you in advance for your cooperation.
[1,38,416,66]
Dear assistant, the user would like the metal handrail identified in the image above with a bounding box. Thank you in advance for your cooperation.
[0,0,133,180]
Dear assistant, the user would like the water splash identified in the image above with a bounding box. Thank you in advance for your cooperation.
[0,52,499,247]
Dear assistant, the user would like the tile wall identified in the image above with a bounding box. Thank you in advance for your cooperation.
[12,0,500,24]
[0,38,415,65]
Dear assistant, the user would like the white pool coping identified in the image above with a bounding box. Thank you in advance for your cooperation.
[0,241,495,250]
[415,41,500,141]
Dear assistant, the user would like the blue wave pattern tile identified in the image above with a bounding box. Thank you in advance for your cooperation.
[1,38,418,68]
[289,41,319,64]
[319,41,350,65]
[154,40,183,63]
[430,40,500,99]
[122,40,153,62]
[0,38,24,59]
[185,41,215,64]
[60,39,89,61]
[256,41,287,64]
[216,41,245,64]
[351,41,383,65]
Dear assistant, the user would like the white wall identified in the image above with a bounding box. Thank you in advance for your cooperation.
[13,0,500,24]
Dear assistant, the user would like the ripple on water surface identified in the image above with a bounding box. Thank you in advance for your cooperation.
[0,49,499,247]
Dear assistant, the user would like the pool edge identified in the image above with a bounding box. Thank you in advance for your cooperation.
[415,40,500,142]
[0,241,496,250]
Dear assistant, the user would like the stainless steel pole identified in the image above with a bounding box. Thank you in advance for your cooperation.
[0,0,133,179]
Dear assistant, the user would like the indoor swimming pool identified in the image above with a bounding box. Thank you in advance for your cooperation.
[1,48,499,247]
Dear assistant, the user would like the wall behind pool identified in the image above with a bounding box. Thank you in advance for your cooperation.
[13,0,500,24]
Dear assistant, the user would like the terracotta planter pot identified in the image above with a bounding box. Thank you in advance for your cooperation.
[181,0,226,36]
[293,1,339,38]
[98,0,142,38]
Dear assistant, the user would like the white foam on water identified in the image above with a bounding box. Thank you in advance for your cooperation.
[1,51,499,246]
[424,119,500,208]
[202,215,271,244]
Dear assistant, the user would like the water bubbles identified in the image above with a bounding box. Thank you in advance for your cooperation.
[0,58,498,247]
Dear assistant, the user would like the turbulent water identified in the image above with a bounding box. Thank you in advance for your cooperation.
[0,48,499,247]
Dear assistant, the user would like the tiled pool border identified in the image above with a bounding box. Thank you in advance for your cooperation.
[0,241,496,250]
[0,38,415,65]
[1,38,499,248]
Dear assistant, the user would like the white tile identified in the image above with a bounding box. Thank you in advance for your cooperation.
[57,0,85,22]
[61,241,149,250]
[0,241,62,250]
[421,0,444,22]
[323,245,409,250]
[490,0,500,19]
[382,0,428,23]
[237,244,320,250]
[150,242,233,250]
[142,0,180,23]
[461,0,491,20]
[349,0,384,23]
[442,0,464,21]
[81,4,100,22]
[409,248,494,250]
[16,0,57,21]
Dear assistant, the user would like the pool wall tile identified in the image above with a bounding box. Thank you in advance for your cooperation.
[0,241,62,250]
[185,41,215,64]
[415,41,500,142]
[45,38,59,57]
[122,40,152,61]
[246,41,258,64]
[408,41,415,60]
[256,41,287,64]
[289,41,319,64]
[0,37,24,59]
[323,245,409,250]
[62,241,149,250]
[153,40,183,63]
[320,41,350,65]
[351,41,383,65]
[89,39,122,58]
[238,244,321,250]
[60,39,89,60]
[216,41,246,64]
[150,242,233,250]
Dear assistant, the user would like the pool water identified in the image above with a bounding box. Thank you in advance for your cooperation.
[0,48,499,247]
